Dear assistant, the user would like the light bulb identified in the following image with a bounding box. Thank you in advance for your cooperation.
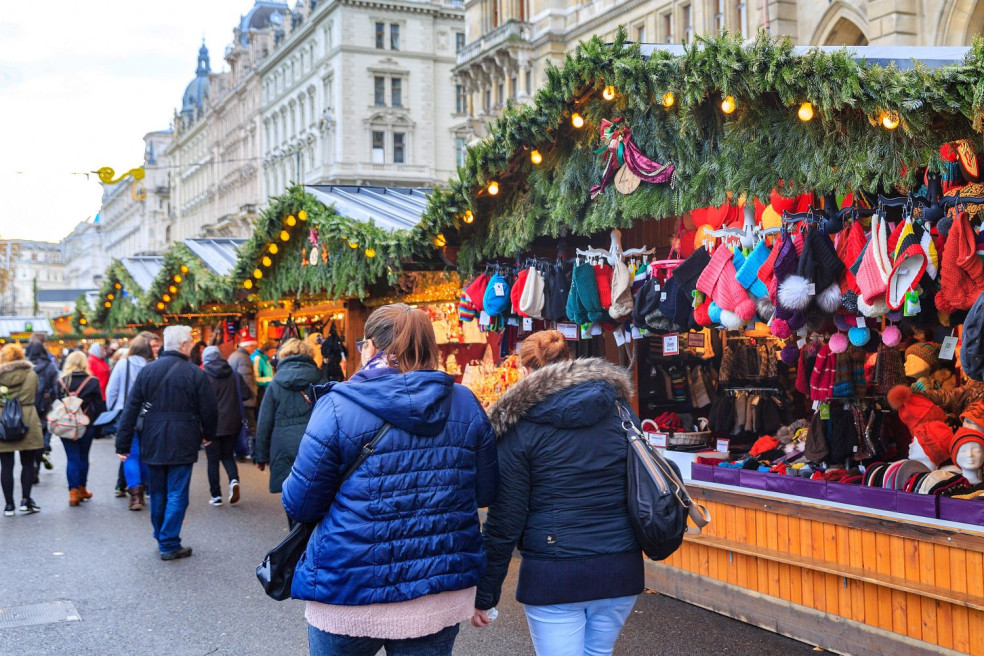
[262,256,272,267]
[243,280,253,290]
[107,293,114,300]
[280,230,290,241]
[286,215,296,226]
[434,233,447,248]
[268,244,279,255]
[298,209,307,221]
[180,265,189,274]
[487,181,499,196]
[602,86,615,101]
[162,294,171,302]
[662,91,675,108]
[463,210,474,224]
[881,111,900,130]
[798,102,814,122]
[114,282,122,289]
[571,113,585,128]
[173,274,182,283]
[530,149,543,165]
[253,269,263,279]
[721,96,736,114]
[104,301,111,308]
[168,285,177,294]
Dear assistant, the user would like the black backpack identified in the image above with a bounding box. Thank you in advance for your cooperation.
[0,395,28,443]
[618,401,710,561]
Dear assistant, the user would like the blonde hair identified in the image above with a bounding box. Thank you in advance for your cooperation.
[520,330,572,370]
[0,343,25,364]
[61,351,91,378]
[278,338,314,359]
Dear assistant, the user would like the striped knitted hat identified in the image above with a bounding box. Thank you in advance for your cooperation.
[887,220,926,310]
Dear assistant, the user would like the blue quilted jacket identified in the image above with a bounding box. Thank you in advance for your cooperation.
[282,370,499,605]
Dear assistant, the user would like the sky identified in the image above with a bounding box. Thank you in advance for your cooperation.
[0,1,261,243]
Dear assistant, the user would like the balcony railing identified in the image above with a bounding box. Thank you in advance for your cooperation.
[456,20,531,66]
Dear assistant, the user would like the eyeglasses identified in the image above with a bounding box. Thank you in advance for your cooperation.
[356,338,366,353]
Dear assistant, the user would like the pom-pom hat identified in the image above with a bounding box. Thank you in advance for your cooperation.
[887,220,927,310]
[856,213,892,314]
[696,246,757,322]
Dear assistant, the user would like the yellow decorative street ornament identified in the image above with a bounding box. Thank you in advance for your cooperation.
[286,215,297,227]
[268,244,279,255]
[243,279,253,290]
[881,111,900,130]
[262,256,272,267]
[93,167,145,185]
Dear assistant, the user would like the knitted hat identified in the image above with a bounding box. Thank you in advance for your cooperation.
[937,211,984,314]
[519,268,546,319]
[771,233,799,296]
[780,342,800,365]
[567,263,605,325]
[736,240,770,298]
[833,314,851,332]
[465,274,490,313]
[829,332,848,353]
[841,290,860,315]
[756,296,775,323]
[856,214,892,309]
[707,302,723,325]
[697,246,757,322]
[905,342,940,372]
[960,401,984,431]
[484,273,512,317]
[888,385,946,428]
[951,427,984,464]
[886,219,906,256]
[202,346,222,363]
[838,220,867,294]
[659,277,688,326]
[609,260,634,320]
[631,277,660,330]
[887,220,926,310]
[458,292,478,322]
[672,248,711,305]
[511,268,531,318]
[882,324,901,346]
[542,264,570,323]
[694,299,712,327]
[917,469,958,495]
[778,231,818,311]
[920,223,939,279]
[593,263,614,312]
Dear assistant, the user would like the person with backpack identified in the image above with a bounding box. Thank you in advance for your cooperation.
[471,331,643,656]
[201,346,252,506]
[0,344,44,516]
[24,341,58,479]
[106,336,153,510]
[281,304,498,655]
[253,337,323,524]
[116,325,218,560]
[53,351,105,507]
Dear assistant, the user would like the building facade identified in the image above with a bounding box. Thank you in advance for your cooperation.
[99,130,173,260]
[61,220,108,291]
[454,0,984,140]
[259,0,466,200]
[0,240,67,317]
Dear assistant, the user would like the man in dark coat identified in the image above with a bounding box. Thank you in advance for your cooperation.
[201,346,251,506]
[117,325,218,560]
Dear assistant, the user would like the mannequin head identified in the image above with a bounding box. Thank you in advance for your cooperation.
[904,343,940,379]
[951,429,984,485]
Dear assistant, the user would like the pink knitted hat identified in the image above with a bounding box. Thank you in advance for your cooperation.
[697,246,756,322]
[856,213,892,316]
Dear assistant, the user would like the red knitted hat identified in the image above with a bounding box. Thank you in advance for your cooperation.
[886,218,906,256]
[511,268,531,318]
[857,214,891,305]
[951,427,984,464]
[593,263,614,311]
[838,220,867,294]
[888,386,947,429]
[464,274,490,312]
[937,211,984,313]
[961,402,984,431]
[888,226,927,310]
[913,421,955,468]
[697,247,756,322]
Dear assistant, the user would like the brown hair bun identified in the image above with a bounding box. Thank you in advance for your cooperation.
[520,330,571,370]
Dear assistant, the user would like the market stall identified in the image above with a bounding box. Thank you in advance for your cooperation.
[421,31,984,656]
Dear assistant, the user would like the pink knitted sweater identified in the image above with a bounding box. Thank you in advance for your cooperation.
[305,587,475,639]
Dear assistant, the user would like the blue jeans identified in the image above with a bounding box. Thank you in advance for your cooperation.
[307,623,459,656]
[123,434,149,488]
[146,464,193,554]
[524,595,637,656]
[61,427,95,490]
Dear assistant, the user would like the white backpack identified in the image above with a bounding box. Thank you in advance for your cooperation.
[47,376,93,441]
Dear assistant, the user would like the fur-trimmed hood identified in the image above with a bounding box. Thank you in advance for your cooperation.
[487,357,634,436]
[0,359,33,376]
[0,359,34,387]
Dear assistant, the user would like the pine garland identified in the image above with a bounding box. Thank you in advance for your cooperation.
[147,243,231,318]
[92,261,149,330]
[71,295,92,334]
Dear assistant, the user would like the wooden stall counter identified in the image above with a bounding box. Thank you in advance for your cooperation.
[647,483,984,656]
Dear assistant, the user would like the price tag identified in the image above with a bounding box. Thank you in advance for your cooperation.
[798,327,808,337]
[660,292,668,302]
[653,432,669,449]
[715,438,730,454]
[819,403,830,420]
[613,329,626,346]
[625,328,633,342]
[856,317,867,328]
[904,290,921,317]
[557,323,579,340]
[522,317,533,332]
[479,311,491,327]
[797,338,806,348]
[688,332,706,348]
[940,335,959,361]
[506,316,519,327]
[663,334,679,356]
[493,282,506,297]
[631,326,643,340]
[807,282,816,295]
[812,400,820,411]
[580,325,591,339]
[590,323,603,336]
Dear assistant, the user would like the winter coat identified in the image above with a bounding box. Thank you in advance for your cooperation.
[0,360,43,453]
[254,355,323,493]
[228,348,257,407]
[27,352,59,416]
[57,371,105,424]
[920,380,984,416]
[105,355,147,413]
[252,351,273,389]
[281,370,499,605]
[203,358,252,437]
[116,351,218,466]
[476,358,644,610]
[87,353,110,399]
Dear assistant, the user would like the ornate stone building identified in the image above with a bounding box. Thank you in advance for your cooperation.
[259,0,466,200]
[0,240,67,317]
[454,0,984,140]
[60,219,108,291]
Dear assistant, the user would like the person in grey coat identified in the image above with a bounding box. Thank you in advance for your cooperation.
[227,335,258,456]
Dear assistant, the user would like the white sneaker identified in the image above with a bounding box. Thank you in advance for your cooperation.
[229,480,240,505]
[209,496,223,506]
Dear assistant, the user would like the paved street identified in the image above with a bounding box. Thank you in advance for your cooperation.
[1,438,816,656]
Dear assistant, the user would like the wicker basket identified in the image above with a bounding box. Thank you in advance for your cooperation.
[668,430,712,448]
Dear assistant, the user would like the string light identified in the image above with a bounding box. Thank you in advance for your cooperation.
[80,318,87,325]
[349,240,359,249]
[798,102,814,122]
[268,244,279,255]
[173,274,182,283]
[298,210,307,221]
[156,302,165,310]
[180,265,189,274]
[571,113,585,128]
[262,256,272,267]
[166,285,175,294]
[114,282,122,289]
[487,181,499,196]
[107,293,114,300]
[243,280,253,290]
[162,294,171,302]
[530,150,543,165]
[365,248,376,258]
[434,233,447,248]
[253,268,263,279]
[721,96,736,114]
[662,91,675,108]
[881,111,900,130]
[286,215,297,226]
[104,301,111,308]
[602,86,615,101]
[280,230,290,241]
[463,210,474,224]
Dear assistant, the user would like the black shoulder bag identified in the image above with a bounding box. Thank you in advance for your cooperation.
[256,421,392,601]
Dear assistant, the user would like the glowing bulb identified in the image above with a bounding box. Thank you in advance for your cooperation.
[114,282,122,289]
[602,86,615,101]
[107,293,114,300]
[571,113,585,128]
[173,274,182,283]
[530,150,543,165]
[168,285,177,294]
[262,256,272,267]
[721,96,736,114]
[662,91,675,108]
[157,301,166,310]
[487,181,499,196]
[162,294,171,302]
[180,265,189,274]
[268,244,279,255]
[798,102,814,122]
[280,230,290,242]
[434,233,447,248]
[365,248,376,258]
[104,301,112,308]
[463,210,474,224]
[243,279,253,290]
[286,215,297,226]
[80,318,87,325]
[881,111,900,130]
[349,241,359,249]
[298,209,307,221]
[253,268,263,279]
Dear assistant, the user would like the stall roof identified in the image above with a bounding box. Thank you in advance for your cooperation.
[120,255,165,292]
[638,44,971,70]
[184,238,246,276]
[0,316,53,337]
[36,289,96,303]
[305,185,432,232]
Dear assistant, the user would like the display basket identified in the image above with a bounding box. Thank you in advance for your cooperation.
[668,430,712,448]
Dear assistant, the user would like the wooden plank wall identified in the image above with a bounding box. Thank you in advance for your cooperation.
[660,487,984,655]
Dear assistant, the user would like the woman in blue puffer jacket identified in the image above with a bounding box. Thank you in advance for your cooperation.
[281,303,499,656]
[472,330,643,656]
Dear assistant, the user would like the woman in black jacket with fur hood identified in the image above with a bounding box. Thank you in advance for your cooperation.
[472,331,643,656]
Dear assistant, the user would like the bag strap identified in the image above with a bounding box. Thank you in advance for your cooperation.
[122,361,130,405]
[143,359,184,411]
[65,375,94,399]
[339,422,392,485]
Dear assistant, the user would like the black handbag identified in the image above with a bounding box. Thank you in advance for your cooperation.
[617,401,710,561]
[256,422,392,601]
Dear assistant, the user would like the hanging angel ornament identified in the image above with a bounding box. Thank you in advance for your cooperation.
[590,118,674,199]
